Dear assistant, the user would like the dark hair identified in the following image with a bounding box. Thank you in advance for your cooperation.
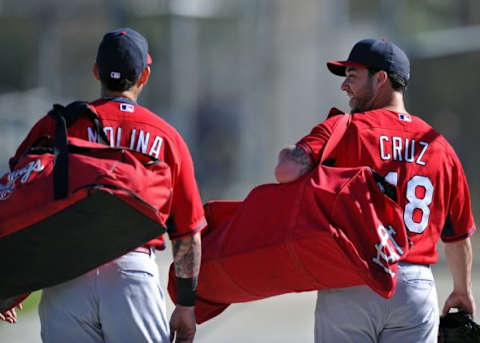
[368,68,408,93]
[99,74,138,92]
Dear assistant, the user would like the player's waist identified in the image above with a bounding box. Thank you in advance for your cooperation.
[399,261,431,268]
[132,245,153,255]
[130,233,168,253]
[397,262,433,281]
[131,243,165,255]
[400,251,437,266]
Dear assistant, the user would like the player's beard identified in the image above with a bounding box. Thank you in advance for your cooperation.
[349,77,375,113]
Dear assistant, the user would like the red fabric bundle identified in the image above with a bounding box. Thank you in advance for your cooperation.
[168,165,408,323]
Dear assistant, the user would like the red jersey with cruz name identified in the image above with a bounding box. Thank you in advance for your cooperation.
[10,98,207,247]
[297,108,476,265]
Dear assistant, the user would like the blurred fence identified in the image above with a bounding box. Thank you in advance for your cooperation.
[0,0,478,201]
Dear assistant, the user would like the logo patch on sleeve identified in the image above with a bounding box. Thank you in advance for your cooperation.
[120,103,135,113]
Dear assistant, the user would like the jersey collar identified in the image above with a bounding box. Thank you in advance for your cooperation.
[102,96,137,105]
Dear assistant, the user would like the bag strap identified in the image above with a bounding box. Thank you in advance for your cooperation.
[48,102,110,200]
[51,110,69,200]
[317,111,398,203]
[50,102,110,145]
[319,112,352,165]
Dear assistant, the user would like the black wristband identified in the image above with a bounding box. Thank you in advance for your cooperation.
[177,277,196,306]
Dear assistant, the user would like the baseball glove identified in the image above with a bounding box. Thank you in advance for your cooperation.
[438,311,480,343]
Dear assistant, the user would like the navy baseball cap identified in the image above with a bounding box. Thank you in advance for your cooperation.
[327,39,410,81]
[96,28,152,82]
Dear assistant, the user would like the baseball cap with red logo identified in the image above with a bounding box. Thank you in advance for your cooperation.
[327,38,410,81]
[96,28,152,82]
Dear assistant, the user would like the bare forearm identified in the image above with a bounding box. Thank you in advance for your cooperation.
[172,232,202,280]
[172,232,201,308]
[445,238,473,293]
[442,238,475,316]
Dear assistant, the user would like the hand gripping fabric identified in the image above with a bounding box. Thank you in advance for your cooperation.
[439,311,480,343]
[0,102,172,312]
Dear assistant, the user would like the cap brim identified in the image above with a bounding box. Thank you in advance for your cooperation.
[326,60,367,76]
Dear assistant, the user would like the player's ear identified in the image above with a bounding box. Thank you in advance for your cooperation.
[92,63,100,81]
[137,66,151,88]
[374,70,388,89]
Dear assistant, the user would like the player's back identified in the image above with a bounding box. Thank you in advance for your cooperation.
[331,109,474,265]
[58,98,187,184]
[88,98,181,161]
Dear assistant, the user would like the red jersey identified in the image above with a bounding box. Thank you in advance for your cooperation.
[10,97,206,247]
[297,108,476,265]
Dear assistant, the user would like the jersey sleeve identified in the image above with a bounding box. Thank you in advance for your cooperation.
[9,114,56,170]
[167,135,207,240]
[296,114,343,166]
[441,151,476,243]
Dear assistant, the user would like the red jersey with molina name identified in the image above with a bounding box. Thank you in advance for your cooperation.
[297,108,476,265]
[10,98,206,247]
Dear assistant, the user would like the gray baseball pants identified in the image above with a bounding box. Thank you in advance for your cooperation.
[315,263,439,343]
[39,249,170,343]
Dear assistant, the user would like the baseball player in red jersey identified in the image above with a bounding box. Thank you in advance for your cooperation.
[2,28,206,343]
[275,39,476,342]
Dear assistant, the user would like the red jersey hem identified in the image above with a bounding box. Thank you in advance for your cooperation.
[442,225,476,243]
[169,218,207,240]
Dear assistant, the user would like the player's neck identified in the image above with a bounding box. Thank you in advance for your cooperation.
[101,87,139,102]
[384,91,407,113]
[372,90,407,113]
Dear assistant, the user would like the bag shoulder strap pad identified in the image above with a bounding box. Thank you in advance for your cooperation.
[319,112,352,164]
[49,101,110,146]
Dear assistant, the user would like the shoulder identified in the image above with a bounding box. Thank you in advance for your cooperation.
[310,110,347,135]
[352,109,440,136]
[405,112,458,155]
[91,99,185,143]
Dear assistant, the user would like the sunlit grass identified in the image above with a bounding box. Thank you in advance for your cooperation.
[21,291,42,313]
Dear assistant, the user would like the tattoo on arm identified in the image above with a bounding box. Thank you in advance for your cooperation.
[172,234,201,282]
[285,146,312,174]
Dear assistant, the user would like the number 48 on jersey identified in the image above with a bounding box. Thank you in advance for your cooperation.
[384,172,433,234]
